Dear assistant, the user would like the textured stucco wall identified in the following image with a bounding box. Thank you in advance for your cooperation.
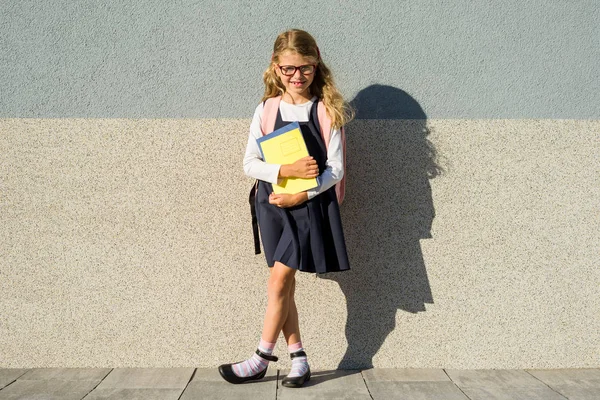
[1,118,599,368]
[1,1,599,369]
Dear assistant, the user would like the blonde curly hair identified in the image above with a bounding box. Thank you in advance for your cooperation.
[262,29,354,129]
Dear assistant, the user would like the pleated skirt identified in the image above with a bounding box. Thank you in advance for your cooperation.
[255,179,350,274]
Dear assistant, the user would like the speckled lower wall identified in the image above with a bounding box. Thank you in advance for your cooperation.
[1,118,599,369]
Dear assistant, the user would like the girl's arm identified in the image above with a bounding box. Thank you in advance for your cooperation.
[243,103,319,182]
[305,127,344,199]
[243,103,282,184]
[269,191,308,208]
[270,132,343,208]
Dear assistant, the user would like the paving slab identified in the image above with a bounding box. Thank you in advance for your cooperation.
[1,367,596,400]
[446,369,547,388]
[19,367,111,381]
[95,367,194,390]
[181,368,277,400]
[0,379,100,400]
[277,369,371,400]
[84,388,184,400]
[452,386,568,400]
[527,369,600,400]
[0,369,29,390]
[362,368,468,399]
[366,381,470,400]
[445,369,568,400]
[362,368,450,382]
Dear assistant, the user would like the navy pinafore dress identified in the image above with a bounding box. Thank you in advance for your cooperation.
[254,101,350,274]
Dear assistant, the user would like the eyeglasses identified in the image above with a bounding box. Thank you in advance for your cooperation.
[277,64,316,76]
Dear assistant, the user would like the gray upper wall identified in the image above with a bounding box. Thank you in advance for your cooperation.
[1,0,598,119]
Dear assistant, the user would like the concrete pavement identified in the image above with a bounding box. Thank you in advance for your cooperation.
[1,367,599,399]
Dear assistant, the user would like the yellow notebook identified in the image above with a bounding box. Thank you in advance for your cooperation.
[257,121,318,194]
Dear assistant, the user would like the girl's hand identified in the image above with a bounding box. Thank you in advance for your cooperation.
[269,192,309,208]
[279,156,319,179]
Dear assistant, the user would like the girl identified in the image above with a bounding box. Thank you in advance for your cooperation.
[219,29,353,388]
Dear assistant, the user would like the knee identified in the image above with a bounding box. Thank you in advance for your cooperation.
[268,274,293,299]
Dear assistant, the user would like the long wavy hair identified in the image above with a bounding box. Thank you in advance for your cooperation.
[262,29,354,129]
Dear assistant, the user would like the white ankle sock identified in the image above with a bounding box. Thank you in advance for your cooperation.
[231,339,276,378]
[287,341,309,378]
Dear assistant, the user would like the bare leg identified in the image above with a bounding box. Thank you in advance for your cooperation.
[279,276,310,385]
[282,277,301,345]
[218,262,297,383]
[261,261,297,343]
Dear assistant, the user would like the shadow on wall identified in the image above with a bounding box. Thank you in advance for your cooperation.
[319,84,443,369]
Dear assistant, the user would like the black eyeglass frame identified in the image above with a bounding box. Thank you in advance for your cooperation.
[277,64,317,76]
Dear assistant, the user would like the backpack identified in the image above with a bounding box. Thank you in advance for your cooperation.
[260,96,346,204]
[250,95,347,254]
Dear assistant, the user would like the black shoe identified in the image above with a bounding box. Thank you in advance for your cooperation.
[281,350,311,388]
[218,349,278,384]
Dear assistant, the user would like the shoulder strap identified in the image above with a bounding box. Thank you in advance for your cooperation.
[249,181,261,254]
[317,101,332,146]
[261,96,281,135]
[317,101,346,204]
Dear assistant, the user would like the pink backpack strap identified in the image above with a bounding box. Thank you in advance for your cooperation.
[317,101,331,146]
[260,96,281,135]
[317,101,346,204]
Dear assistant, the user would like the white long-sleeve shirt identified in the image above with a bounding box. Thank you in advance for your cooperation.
[243,96,344,200]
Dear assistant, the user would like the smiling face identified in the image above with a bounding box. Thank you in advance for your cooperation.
[275,51,317,103]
